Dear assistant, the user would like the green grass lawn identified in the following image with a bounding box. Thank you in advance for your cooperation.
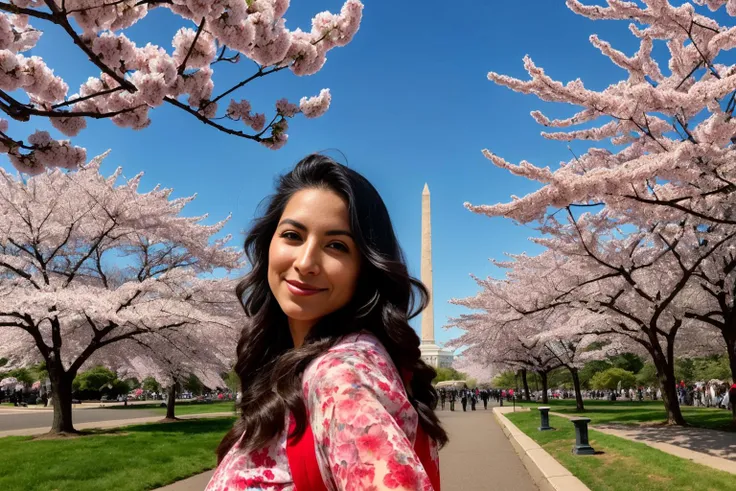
[505,412,735,491]
[517,399,734,431]
[105,400,236,416]
[0,417,236,491]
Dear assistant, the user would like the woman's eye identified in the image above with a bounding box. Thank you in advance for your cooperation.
[328,242,349,252]
[281,231,301,241]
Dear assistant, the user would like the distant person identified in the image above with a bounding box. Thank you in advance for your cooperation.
[206,155,445,491]
[481,390,489,409]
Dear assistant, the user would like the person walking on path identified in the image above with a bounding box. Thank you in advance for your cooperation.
[440,389,446,410]
[206,155,447,491]
[481,390,489,410]
[461,391,468,412]
[449,390,456,412]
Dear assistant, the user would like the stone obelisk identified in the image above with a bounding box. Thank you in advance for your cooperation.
[421,183,434,344]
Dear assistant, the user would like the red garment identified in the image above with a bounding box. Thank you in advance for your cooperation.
[206,333,438,490]
[286,370,441,491]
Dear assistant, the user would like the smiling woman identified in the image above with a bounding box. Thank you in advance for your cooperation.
[268,190,361,349]
[207,154,447,491]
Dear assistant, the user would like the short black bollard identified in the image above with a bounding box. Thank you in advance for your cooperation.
[538,406,553,431]
[571,417,596,455]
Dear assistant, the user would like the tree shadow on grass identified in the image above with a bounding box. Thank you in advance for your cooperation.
[122,417,235,435]
[28,417,235,441]
[554,406,733,430]
[595,423,736,461]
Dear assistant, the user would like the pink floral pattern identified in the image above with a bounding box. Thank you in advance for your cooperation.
[205,332,439,491]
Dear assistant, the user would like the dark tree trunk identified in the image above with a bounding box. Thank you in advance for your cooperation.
[654,355,686,425]
[569,367,585,412]
[521,368,531,401]
[48,359,77,434]
[539,371,549,404]
[165,381,177,420]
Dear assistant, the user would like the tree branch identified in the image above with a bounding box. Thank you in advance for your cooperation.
[42,0,136,93]
[177,17,206,76]
[0,2,54,20]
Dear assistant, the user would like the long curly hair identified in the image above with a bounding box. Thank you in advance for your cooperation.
[217,154,448,462]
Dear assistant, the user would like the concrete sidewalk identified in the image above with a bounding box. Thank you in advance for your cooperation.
[0,411,234,438]
[156,471,215,490]
[0,398,202,411]
[550,410,736,475]
[593,423,736,475]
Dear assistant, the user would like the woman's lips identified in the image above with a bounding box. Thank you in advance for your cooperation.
[285,280,327,296]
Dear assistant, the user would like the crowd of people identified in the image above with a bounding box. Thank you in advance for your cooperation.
[677,381,733,409]
[436,388,517,411]
[435,382,736,414]
[528,383,735,411]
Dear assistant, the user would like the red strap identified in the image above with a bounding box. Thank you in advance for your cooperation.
[414,424,441,491]
[402,368,441,491]
[287,369,440,491]
[286,413,329,491]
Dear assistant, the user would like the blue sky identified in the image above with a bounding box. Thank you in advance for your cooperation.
[3,1,713,348]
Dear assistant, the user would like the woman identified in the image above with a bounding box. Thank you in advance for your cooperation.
[207,154,448,490]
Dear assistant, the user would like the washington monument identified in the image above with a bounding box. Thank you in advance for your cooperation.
[419,183,453,368]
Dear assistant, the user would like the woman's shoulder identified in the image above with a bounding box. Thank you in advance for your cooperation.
[302,331,405,398]
[305,332,393,377]
[302,331,418,436]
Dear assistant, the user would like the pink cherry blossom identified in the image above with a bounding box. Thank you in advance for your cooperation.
[0,152,244,433]
[275,98,299,117]
[0,1,364,173]
[300,88,331,118]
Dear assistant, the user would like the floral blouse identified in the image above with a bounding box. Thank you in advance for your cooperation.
[205,332,439,491]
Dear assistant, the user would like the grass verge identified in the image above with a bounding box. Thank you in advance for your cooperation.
[0,417,235,491]
[505,411,734,491]
[517,399,733,431]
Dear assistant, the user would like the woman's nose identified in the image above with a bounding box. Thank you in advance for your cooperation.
[294,241,321,276]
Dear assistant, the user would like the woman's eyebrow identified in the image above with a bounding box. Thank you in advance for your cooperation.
[278,218,353,238]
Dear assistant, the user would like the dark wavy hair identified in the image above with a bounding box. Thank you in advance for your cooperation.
[216,154,448,462]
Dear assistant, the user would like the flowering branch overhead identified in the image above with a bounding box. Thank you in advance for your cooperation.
[0,0,364,174]
[466,0,736,226]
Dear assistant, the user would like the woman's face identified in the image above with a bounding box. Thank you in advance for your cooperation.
[268,187,361,339]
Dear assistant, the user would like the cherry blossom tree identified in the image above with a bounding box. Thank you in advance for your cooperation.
[538,332,613,412]
[103,279,242,419]
[467,0,736,226]
[459,0,736,424]
[447,299,563,404]
[0,0,363,174]
[685,244,736,420]
[451,355,494,386]
[450,209,735,423]
[0,153,243,433]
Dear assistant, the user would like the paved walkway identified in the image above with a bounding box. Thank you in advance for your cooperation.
[439,408,538,490]
[550,411,736,475]
[0,407,161,433]
[0,412,233,438]
[157,406,538,490]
